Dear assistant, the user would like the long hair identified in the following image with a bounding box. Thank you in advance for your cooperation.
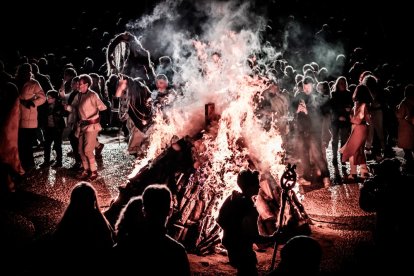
[362,74,380,100]
[332,76,348,93]
[68,182,99,211]
[52,182,114,272]
[54,182,110,237]
[352,84,373,104]
[115,196,145,242]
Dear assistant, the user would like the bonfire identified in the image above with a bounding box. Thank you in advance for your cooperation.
[105,11,308,253]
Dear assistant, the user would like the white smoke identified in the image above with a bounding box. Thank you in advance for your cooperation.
[126,1,289,218]
[127,0,269,137]
[281,17,345,78]
[128,0,182,30]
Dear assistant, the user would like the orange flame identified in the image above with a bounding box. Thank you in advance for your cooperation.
[131,33,289,221]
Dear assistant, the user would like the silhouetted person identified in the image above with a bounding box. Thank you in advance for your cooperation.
[268,235,322,275]
[330,76,353,166]
[50,182,114,274]
[31,63,54,149]
[396,84,414,171]
[115,184,190,275]
[0,60,14,84]
[316,81,332,167]
[114,196,145,247]
[0,82,24,193]
[218,169,276,276]
[359,158,413,273]
[111,196,147,273]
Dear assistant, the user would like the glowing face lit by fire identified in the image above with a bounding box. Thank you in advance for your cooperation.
[303,83,313,95]
[156,79,168,90]
[79,81,89,93]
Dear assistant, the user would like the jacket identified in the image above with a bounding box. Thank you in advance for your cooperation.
[19,79,46,128]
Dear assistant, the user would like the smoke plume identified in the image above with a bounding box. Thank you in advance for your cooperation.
[126,0,270,136]
[125,0,288,184]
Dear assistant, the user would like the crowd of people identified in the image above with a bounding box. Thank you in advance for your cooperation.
[1,39,413,192]
[253,55,413,187]
[1,5,413,274]
[0,49,180,192]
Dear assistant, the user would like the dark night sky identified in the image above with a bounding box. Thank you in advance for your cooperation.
[0,0,412,74]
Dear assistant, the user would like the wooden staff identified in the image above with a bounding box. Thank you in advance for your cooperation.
[269,163,297,271]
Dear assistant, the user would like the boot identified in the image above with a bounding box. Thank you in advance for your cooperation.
[69,162,82,171]
[41,147,51,168]
[52,160,62,168]
[95,143,104,159]
[78,170,90,180]
[89,170,98,181]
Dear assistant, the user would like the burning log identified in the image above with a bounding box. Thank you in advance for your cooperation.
[104,98,309,257]
[173,183,202,241]
[104,137,194,225]
[198,235,221,255]
[197,223,221,247]
[205,102,216,127]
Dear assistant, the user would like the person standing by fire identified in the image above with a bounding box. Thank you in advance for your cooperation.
[340,84,372,180]
[65,74,107,181]
[292,77,330,187]
[151,74,177,112]
[16,63,46,172]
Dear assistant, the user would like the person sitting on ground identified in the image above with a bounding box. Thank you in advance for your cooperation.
[359,158,413,273]
[111,196,147,273]
[268,235,322,275]
[49,182,114,274]
[217,169,277,276]
[113,196,146,247]
[117,184,190,275]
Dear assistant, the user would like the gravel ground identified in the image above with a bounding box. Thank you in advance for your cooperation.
[1,133,379,274]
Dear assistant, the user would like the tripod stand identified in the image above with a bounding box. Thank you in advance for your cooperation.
[269,163,310,271]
